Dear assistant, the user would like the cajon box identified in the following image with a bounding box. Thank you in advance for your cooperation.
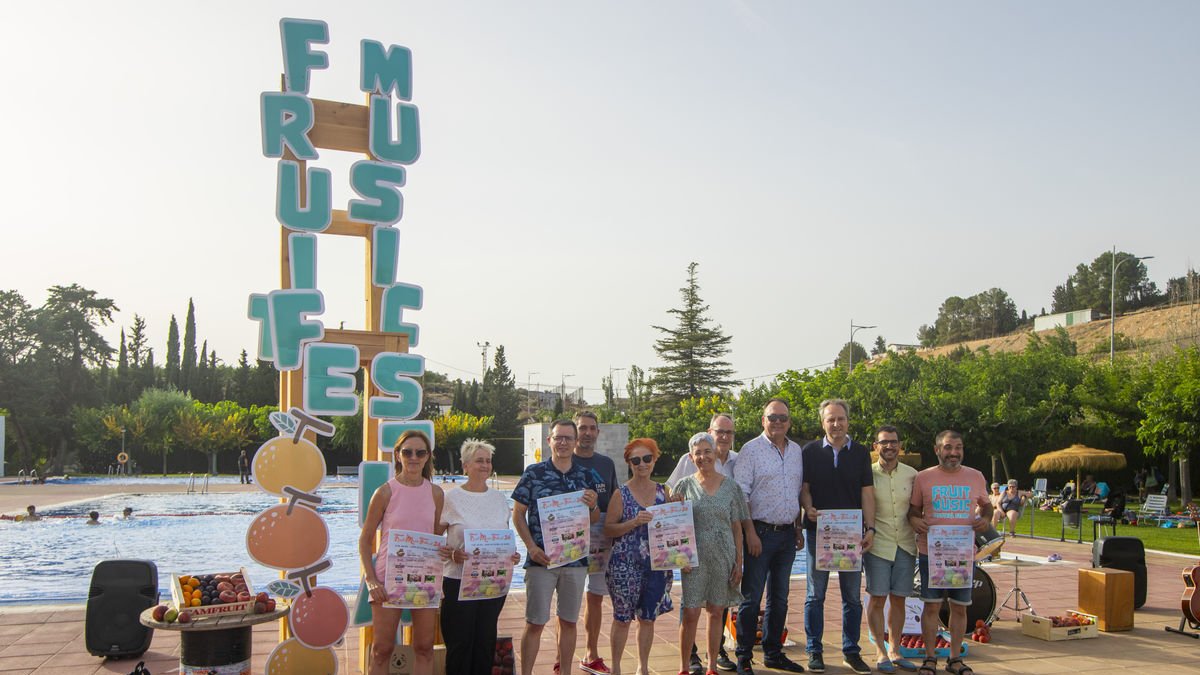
[1078,567,1134,631]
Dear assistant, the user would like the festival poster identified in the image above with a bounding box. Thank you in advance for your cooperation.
[537,491,590,569]
[647,501,699,571]
[816,509,863,572]
[384,529,446,608]
[927,525,974,589]
[459,529,515,601]
[587,521,611,575]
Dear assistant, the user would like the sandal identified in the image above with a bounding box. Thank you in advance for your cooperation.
[918,657,938,675]
[945,657,974,675]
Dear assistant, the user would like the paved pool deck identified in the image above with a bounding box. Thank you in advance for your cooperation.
[3,479,1199,673]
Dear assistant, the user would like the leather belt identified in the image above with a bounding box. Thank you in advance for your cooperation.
[753,519,794,532]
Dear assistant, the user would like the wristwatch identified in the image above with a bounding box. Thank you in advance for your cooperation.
[865,526,877,534]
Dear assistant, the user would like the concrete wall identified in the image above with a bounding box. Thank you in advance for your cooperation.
[1034,308,1095,332]
[522,422,630,481]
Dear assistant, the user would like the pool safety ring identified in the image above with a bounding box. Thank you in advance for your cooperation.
[117,452,129,464]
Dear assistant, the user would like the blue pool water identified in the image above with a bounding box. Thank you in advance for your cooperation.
[1,484,807,605]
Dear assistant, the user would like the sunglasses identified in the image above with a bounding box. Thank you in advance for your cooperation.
[629,455,654,466]
[766,414,790,423]
[400,448,429,458]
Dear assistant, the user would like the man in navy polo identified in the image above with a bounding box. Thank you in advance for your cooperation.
[800,399,875,674]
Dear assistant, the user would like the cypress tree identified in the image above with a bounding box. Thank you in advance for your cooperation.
[480,345,520,437]
[181,299,197,392]
[165,316,180,388]
[115,329,129,403]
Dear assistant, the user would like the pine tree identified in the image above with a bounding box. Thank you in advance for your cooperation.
[480,345,520,437]
[165,316,180,388]
[128,315,151,397]
[651,262,737,404]
[181,299,197,392]
[871,335,887,356]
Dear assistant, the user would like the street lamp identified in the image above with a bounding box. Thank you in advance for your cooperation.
[1109,247,1154,363]
[526,371,540,415]
[120,427,126,476]
[560,373,574,408]
[849,320,876,372]
[609,366,626,408]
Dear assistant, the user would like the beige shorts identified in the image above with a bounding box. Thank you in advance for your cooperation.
[524,565,588,625]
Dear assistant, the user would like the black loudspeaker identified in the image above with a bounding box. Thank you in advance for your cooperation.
[1092,537,1147,609]
[85,560,158,658]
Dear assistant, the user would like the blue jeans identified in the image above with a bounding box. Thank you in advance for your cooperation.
[736,525,797,662]
[804,528,863,655]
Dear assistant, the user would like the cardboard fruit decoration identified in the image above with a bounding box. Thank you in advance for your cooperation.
[266,637,338,675]
[253,435,326,496]
[290,586,350,649]
[246,494,329,570]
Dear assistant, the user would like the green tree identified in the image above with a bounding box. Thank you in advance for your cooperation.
[651,262,737,404]
[626,364,650,413]
[1136,347,1199,504]
[452,380,467,412]
[127,315,152,396]
[918,288,1019,347]
[132,387,192,474]
[181,299,197,392]
[165,315,181,388]
[114,330,130,404]
[1051,250,1158,314]
[480,345,520,438]
[0,290,46,470]
[871,336,887,356]
[432,411,493,474]
[837,341,869,371]
[232,350,252,406]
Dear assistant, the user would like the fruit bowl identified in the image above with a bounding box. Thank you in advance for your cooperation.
[169,567,271,620]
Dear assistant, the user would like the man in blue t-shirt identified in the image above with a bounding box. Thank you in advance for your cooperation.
[513,419,601,675]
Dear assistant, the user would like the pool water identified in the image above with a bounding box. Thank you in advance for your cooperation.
[1,486,807,605]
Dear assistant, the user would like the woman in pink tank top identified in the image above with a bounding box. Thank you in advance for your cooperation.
[359,430,446,675]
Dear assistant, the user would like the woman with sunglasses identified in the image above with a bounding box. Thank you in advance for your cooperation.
[359,430,446,675]
[673,432,750,675]
[604,438,674,675]
[438,439,522,675]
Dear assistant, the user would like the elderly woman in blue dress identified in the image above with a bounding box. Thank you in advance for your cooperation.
[604,438,674,675]
[673,432,751,675]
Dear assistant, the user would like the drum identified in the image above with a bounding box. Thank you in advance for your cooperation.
[913,565,997,629]
[974,526,1004,562]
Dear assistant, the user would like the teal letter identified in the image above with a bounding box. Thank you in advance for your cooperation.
[277,160,332,232]
[280,18,329,94]
[370,352,424,420]
[360,40,412,100]
[247,294,274,361]
[260,92,318,159]
[267,289,325,371]
[380,283,422,346]
[288,233,317,289]
[378,421,435,455]
[372,226,399,287]
[348,160,405,225]
[303,342,360,416]
[368,95,421,165]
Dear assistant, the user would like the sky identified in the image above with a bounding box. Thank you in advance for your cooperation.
[3,1,1198,401]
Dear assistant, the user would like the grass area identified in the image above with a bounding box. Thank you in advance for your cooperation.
[1009,501,1200,555]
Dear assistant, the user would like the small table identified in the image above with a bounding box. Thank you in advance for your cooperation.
[1090,515,1117,540]
[140,606,288,672]
[987,557,1041,623]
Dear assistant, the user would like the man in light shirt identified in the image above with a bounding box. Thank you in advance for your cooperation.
[667,413,738,488]
[865,426,918,674]
[733,399,806,675]
[668,412,738,673]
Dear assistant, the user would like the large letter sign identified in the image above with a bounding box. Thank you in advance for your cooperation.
[249,18,430,673]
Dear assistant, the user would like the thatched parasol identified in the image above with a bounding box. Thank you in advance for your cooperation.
[1029,444,1127,494]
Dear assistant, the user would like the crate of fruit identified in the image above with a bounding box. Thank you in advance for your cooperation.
[170,567,273,620]
[877,632,968,659]
[1020,611,1098,641]
[726,609,788,646]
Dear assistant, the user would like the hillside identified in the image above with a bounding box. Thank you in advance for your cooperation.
[916,302,1200,360]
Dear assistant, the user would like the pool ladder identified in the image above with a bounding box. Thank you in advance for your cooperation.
[186,473,210,495]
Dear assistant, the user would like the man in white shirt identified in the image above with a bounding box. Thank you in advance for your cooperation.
[733,399,806,674]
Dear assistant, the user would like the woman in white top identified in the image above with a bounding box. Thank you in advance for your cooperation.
[438,439,521,675]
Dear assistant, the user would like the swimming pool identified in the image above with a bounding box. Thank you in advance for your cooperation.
[1,487,807,605]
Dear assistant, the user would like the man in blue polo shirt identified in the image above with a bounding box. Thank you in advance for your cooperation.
[800,399,875,675]
[513,419,601,675]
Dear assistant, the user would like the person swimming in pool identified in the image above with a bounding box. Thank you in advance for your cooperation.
[86,511,101,525]
[118,507,134,520]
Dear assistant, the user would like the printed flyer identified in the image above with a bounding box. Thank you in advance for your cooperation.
[647,501,699,571]
[927,525,975,589]
[459,529,515,601]
[587,521,611,575]
[384,529,446,608]
[537,490,590,569]
[816,509,863,572]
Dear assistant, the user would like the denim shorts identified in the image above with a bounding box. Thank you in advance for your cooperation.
[864,548,916,598]
[917,555,973,605]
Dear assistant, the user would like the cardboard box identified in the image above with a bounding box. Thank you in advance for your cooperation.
[389,644,446,675]
[170,567,259,620]
[1020,611,1099,641]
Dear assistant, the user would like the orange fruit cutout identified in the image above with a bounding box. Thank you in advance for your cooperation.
[289,586,349,650]
[252,436,326,497]
[245,503,329,571]
[265,637,337,674]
